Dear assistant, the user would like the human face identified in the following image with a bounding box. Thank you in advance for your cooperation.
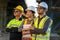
[26,10,33,18]
[37,6,45,14]
[14,9,22,17]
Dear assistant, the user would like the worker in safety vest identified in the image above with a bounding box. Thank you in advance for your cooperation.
[22,6,35,40]
[31,2,53,40]
[6,5,24,40]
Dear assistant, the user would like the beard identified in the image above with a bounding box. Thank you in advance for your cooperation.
[38,12,44,15]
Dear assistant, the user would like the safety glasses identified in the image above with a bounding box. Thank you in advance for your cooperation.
[14,10,22,13]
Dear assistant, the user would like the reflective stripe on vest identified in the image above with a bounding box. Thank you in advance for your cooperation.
[32,35,48,38]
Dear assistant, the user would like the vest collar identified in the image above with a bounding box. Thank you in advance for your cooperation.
[38,15,46,20]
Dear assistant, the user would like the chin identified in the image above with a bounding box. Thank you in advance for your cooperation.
[38,13,42,14]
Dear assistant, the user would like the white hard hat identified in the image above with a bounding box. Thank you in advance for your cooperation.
[26,6,35,12]
[39,2,48,9]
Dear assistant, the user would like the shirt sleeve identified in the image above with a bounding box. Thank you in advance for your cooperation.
[41,18,51,34]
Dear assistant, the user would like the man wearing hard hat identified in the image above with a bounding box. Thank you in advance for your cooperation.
[31,2,53,40]
[6,5,24,40]
[22,6,35,40]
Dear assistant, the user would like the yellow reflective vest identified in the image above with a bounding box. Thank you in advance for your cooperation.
[32,15,53,40]
[7,18,23,28]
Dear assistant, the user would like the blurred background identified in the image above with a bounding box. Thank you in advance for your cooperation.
[0,0,60,40]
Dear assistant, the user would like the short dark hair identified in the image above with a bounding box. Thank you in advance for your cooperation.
[24,10,35,14]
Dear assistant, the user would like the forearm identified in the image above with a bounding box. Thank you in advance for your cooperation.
[30,28,46,35]
[30,18,51,34]
[6,27,18,32]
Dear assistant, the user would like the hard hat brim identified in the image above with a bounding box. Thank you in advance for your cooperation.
[25,9,35,13]
[14,8,21,11]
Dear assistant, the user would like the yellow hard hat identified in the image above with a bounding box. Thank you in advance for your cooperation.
[14,5,24,12]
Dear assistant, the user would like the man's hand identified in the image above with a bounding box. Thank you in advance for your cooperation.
[30,26,34,30]
[10,27,18,32]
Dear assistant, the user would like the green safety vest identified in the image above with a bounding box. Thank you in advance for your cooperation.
[7,18,23,28]
[32,15,53,40]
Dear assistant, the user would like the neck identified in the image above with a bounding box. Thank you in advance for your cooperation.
[15,16,21,20]
[28,17,33,21]
[39,13,45,19]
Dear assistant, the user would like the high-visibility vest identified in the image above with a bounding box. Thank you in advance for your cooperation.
[32,15,53,40]
[24,19,33,25]
[7,18,23,28]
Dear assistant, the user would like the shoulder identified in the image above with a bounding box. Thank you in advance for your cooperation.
[8,18,15,23]
[46,16,53,24]
[34,17,38,20]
